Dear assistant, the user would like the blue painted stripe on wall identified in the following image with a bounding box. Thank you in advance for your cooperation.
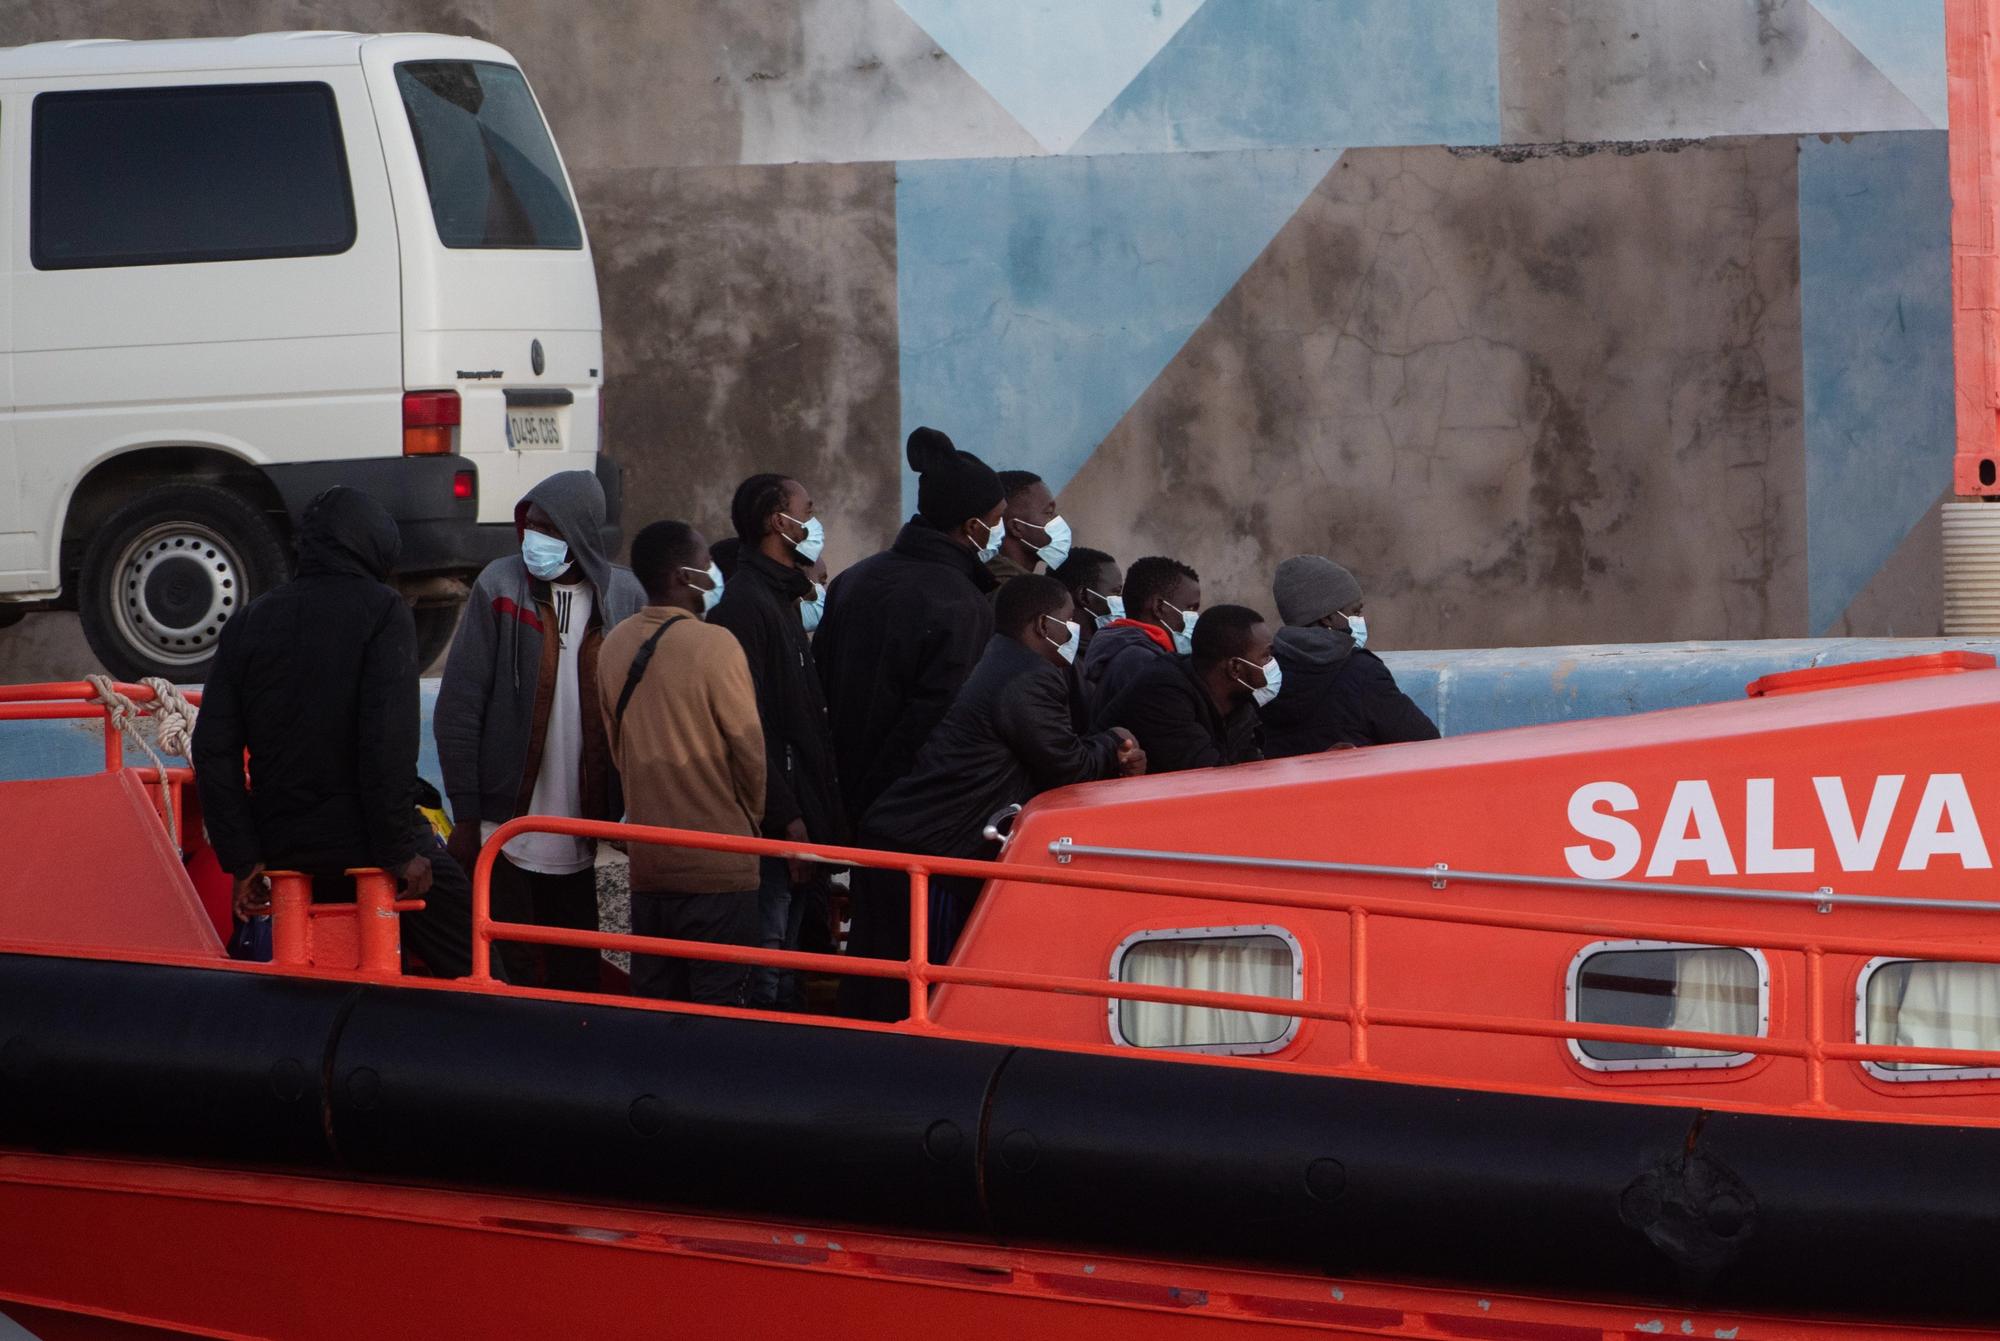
[1071,0,1500,156]
[896,146,1334,509]
[1798,130,1954,635]
[1809,0,1948,128]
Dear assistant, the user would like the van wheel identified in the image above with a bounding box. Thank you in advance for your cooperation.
[413,599,465,673]
[78,485,289,683]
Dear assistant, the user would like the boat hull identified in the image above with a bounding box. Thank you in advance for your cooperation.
[3,951,2000,1332]
[0,1150,1983,1341]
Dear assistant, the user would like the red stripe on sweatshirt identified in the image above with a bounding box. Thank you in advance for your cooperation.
[493,596,544,633]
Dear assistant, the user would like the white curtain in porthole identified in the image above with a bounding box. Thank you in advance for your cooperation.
[1121,937,1293,1049]
[1665,948,1759,1059]
[1887,963,2000,1060]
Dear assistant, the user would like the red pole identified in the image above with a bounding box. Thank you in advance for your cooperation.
[470,841,496,984]
[1951,0,2000,496]
[906,869,931,1026]
[268,873,311,967]
[349,869,404,975]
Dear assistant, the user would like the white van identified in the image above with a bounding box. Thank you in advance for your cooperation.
[0,31,616,680]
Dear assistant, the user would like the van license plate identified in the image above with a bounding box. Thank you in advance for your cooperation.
[507,409,562,451]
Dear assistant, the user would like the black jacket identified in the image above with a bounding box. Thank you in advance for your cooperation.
[1094,654,1262,776]
[1078,620,1174,709]
[861,636,1124,860]
[1261,626,1440,755]
[192,489,421,878]
[708,548,848,844]
[815,518,997,823]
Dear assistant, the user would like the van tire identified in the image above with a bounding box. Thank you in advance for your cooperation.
[78,484,290,683]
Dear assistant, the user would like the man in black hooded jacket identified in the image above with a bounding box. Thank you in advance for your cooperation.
[814,426,1007,824]
[1261,555,1437,754]
[1095,604,1270,775]
[192,487,475,978]
[846,575,1144,1018]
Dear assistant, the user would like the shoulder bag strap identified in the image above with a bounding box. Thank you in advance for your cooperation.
[613,616,693,737]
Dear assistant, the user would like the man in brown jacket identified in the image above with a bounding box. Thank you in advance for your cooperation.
[597,520,767,1004]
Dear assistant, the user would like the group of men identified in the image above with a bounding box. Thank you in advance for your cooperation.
[191,426,1435,1016]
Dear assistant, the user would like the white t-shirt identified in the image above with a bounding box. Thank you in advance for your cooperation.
[483,580,596,875]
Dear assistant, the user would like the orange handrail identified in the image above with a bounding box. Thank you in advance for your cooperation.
[10,681,1996,1107]
[0,680,203,771]
[474,816,2000,1106]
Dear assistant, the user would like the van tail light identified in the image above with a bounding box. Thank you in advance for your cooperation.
[452,470,475,501]
[403,390,461,456]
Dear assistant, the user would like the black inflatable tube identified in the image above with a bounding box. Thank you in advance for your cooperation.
[1,953,1996,1322]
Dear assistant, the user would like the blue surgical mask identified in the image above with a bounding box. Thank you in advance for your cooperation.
[800,580,827,633]
[782,512,825,564]
[1347,613,1368,650]
[521,529,570,581]
[1235,655,1283,708]
[1088,590,1125,629]
[1042,614,1080,665]
[1161,599,1194,656]
[972,517,1005,564]
[1032,515,1072,570]
[683,563,724,614]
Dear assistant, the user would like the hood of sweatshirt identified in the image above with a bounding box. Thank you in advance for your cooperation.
[1273,623,1355,670]
[516,469,614,596]
[297,486,399,582]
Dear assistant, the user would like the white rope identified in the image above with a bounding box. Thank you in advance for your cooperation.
[141,677,199,760]
[87,674,196,848]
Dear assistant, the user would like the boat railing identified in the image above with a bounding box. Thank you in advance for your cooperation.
[475,816,2000,1109]
[0,679,198,771]
[0,680,201,845]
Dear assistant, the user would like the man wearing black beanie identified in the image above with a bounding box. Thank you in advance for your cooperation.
[815,427,1007,1016]
[815,426,1006,820]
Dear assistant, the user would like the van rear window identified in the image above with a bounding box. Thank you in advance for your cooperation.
[31,83,355,270]
[395,61,582,251]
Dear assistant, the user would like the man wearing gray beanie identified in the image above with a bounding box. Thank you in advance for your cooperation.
[1261,556,1438,755]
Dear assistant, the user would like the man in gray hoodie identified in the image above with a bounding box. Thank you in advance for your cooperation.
[435,471,646,989]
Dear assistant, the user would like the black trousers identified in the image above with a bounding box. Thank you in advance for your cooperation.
[489,854,601,991]
[629,888,758,1006]
[835,868,981,1022]
[304,835,474,979]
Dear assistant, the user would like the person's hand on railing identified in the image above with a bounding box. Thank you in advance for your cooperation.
[785,817,813,885]
[232,863,271,921]
[396,853,435,899]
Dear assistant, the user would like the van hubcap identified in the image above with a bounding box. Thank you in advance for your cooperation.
[111,523,244,666]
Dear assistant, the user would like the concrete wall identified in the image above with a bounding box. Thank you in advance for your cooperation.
[0,0,1957,674]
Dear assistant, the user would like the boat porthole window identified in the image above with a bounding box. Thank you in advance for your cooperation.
[1107,925,1303,1056]
[1856,957,2000,1082]
[1565,940,1768,1073]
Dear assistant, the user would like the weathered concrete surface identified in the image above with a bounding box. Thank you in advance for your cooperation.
[581,161,902,573]
[1058,138,1806,649]
[1797,130,1954,634]
[1071,0,1500,155]
[0,1,1960,663]
[1830,495,1945,637]
[1499,0,1934,144]
[1,0,1040,168]
[895,147,1334,509]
